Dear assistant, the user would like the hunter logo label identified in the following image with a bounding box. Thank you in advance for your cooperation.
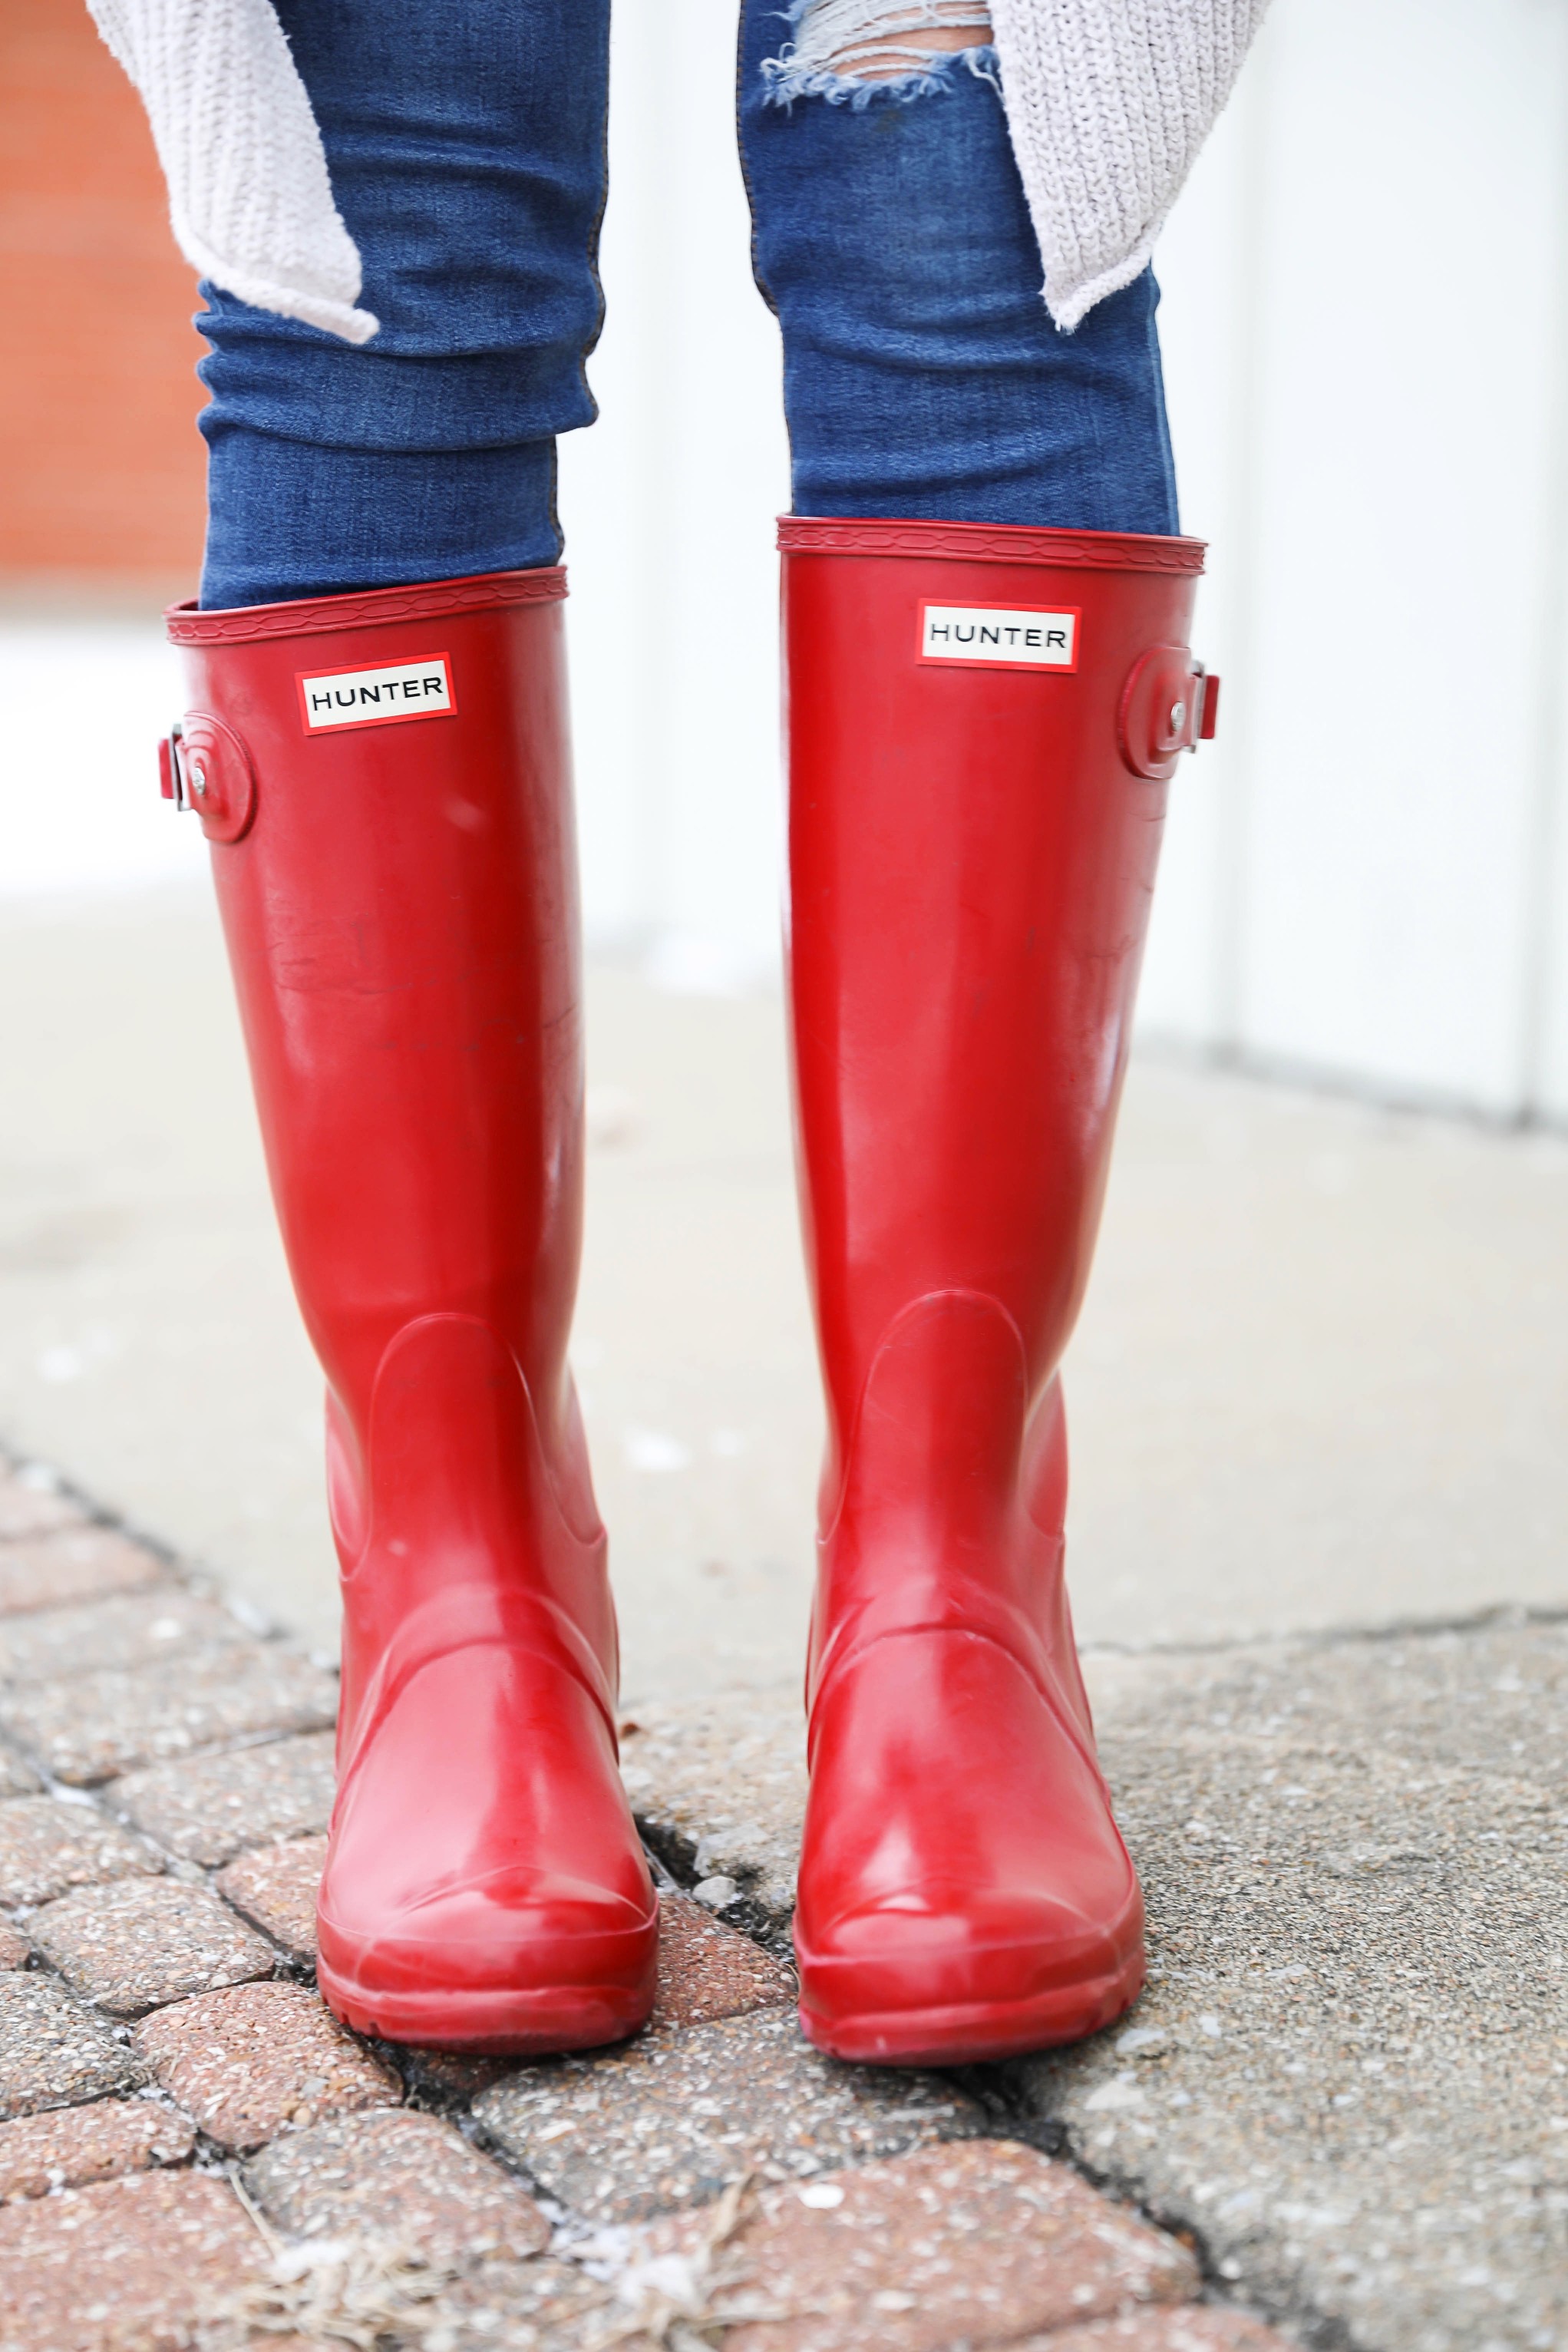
[919,603,1079,673]
[298,655,457,732]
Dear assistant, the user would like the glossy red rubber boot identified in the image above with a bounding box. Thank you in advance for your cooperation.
[781,515,1214,2066]
[164,570,656,2052]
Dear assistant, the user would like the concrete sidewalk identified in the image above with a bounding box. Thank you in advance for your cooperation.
[0,1475,1560,2350]
[0,887,1566,2347]
[2,887,1566,1681]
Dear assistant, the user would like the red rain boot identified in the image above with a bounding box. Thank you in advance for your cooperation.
[163,570,656,2053]
[781,515,1214,2065]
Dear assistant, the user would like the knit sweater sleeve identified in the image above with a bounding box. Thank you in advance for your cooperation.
[989,0,1270,330]
[87,0,377,343]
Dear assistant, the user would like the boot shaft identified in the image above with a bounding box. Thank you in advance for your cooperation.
[781,517,1209,1480]
[165,572,612,1694]
[166,572,586,1434]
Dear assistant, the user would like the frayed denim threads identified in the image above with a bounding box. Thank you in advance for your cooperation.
[739,0,1180,533]
[763,42,1001,110]
[195,0,1177,606]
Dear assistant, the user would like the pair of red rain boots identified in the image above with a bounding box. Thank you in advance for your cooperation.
[164,517,1212,2063]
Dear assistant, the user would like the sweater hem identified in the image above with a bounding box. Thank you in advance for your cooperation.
[1043,216,1167,335]
[174,213,379,346]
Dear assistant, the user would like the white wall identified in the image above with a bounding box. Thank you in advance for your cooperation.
[561,1,790,986]
[16,3,1566,1113]
[1148,0,1568,1121]
[554,0,1568,1117]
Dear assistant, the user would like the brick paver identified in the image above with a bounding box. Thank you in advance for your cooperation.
[0,1530,167,1617]
[0,2167,266,2351]
[474,2005,982,2223]
[244,2106,552,2265]
[216,1833,325,1961]
[0,1642,338,1783]
[0,1469,84,1541]
[619,2142,1197,2352]
[135,1980,400,2150]
[0,2096,193,2201]
[619,1700,805,1926]
[0,1457,1310,2352]
[398,2045,518,2104]
[29,1875,276,2017]
[0,1587,243,1684]
[111,1729,337,1866]
[0,1974,144,2119]
[0,1793,160,1909]
[653,1885,795,2029]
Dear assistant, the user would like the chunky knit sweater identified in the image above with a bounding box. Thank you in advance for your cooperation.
[88,0,1267,345]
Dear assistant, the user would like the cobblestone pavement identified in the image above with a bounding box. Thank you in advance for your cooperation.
[2,1456,1556,2351]
[620,1640,1568,2352]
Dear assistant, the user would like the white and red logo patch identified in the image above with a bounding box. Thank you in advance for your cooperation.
[298,655,456,732]
[919,603,1079,672]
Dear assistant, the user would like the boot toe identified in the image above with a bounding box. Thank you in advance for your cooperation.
[798,1874,1138,2003]
[794,1637,1146,2063]
[796,1877,1144,2066]
[319,1867,656,1994]
[316,1646,659,2053]
[317,1865,658,2053]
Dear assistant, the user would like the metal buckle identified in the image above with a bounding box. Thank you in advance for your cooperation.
[1178,663,1205,755]
[159,722,212,811]
[1170,663,1221,755]
[160,722,189,810]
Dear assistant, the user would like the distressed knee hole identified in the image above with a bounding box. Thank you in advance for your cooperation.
[763,2,996,105]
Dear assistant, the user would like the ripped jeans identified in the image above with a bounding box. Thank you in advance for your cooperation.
[196,0,1179,609]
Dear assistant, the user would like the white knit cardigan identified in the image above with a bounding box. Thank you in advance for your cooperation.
[89,0,1267,344]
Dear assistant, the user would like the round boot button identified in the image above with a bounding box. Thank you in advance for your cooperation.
[178,713,257,843]
[1117,645,1198,781]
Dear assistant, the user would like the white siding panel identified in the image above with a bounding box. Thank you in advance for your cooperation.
[566,0,1568,1115]
[564,1,787,966]
[1233,0,1568,1112]
[1532,571,1568,1115]
[1137,84,1257,1044]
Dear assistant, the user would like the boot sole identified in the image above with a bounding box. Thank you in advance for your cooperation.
[796,1944,1144,2066]
[318,1956,654,2056]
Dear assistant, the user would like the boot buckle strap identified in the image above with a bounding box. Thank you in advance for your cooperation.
[157,713,258,843]
[1118,648,1220,780]
[1156,660,1219,755]
[1179,662,1220,750]
[158,722,193,809]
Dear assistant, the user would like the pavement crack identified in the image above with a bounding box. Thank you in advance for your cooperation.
[1081,1594,1568,1663]
[972,2061,1379,2352]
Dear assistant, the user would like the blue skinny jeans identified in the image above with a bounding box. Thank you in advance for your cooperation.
[196,1,1179,609]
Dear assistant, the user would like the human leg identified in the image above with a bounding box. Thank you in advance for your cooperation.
[166,0,655,2050]
[738,1,1177,532]
[197,0,611,606]
[738,3,1210,2062]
